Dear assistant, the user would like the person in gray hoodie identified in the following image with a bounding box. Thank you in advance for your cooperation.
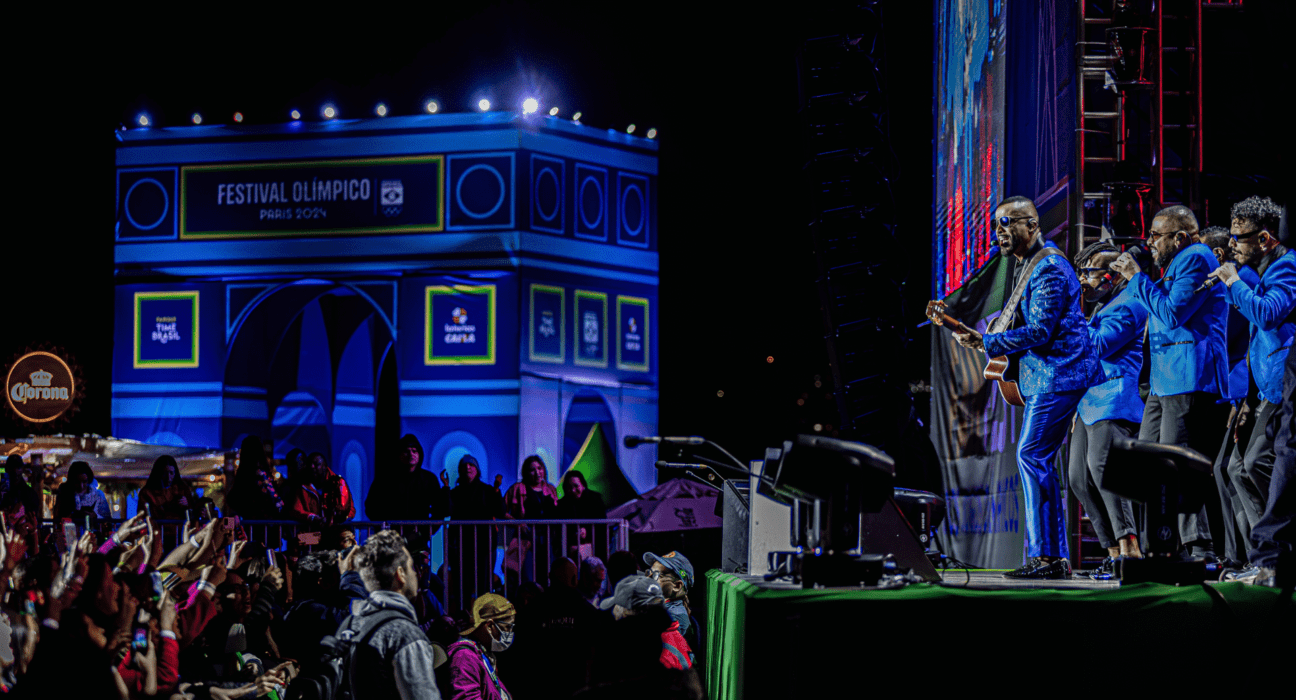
[344,528,443,699]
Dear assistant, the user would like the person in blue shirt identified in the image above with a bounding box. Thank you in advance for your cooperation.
[1068,241,1148,578]
[954,196,1103,579]
[1205,197,1296,570]
[1199,225,1261,565]
[1111,205,1231,559]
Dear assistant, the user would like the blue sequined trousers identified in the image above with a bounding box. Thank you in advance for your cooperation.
[1017,388,1084,559]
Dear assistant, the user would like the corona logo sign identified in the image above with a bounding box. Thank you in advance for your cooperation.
[6,352,75,423]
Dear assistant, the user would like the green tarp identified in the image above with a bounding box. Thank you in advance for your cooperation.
[705,570,1292,699]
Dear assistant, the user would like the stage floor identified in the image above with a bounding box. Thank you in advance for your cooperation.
[937,568,1120,589]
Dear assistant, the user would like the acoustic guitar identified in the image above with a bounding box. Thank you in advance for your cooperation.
[925,300,1024,407]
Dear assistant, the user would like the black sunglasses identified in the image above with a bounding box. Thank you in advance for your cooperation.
[993,215,1034,229]
[1230,229,1264,244]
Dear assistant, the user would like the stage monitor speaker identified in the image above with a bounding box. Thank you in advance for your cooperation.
[861,496,941,582]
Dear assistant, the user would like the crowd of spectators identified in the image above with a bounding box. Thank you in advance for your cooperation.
[0,433,704,697]
[0,510,702,697]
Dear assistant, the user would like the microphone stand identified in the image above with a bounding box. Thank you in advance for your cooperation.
[656,461,750,511]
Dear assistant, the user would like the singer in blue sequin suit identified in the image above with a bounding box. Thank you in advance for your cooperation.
[982,242,1104,562]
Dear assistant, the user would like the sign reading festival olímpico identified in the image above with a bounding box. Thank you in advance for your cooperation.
[6,352,76,423]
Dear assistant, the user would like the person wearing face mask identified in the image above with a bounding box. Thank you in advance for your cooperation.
[1068,242,1148,578]
[1205,196,1296,581]
[598,575,693,671]
[447,593,515,700]
[340,529,443,699]
[643,550,697,652]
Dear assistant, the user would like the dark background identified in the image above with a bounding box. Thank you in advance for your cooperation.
[4,1,1289,467]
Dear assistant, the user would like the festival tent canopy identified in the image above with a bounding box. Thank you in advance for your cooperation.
[608,477,722,533]
[0,435,224,481]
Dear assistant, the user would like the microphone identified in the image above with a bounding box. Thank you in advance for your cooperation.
[655,460,707,470]
[624,435,706,448]
[1195,276,1222,294]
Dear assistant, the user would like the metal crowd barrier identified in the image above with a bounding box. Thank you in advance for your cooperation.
[38,517,629,613]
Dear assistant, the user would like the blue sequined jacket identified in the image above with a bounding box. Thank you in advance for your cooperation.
[982,254,1103,397]
[1077,283,1148,425]
[1129,242,1229,397]
[1226,248,1296,404]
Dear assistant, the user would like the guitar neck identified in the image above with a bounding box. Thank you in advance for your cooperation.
[936,313,971,334]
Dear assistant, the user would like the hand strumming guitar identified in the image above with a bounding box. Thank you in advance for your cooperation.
[953,329,984,351]
[926,300,984,351]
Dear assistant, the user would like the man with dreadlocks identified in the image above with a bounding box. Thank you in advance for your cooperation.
[1069,241,1148,578]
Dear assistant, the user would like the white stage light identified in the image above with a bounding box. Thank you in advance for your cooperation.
[375,103,388,117]
[478,99,491,111]
[425,100,440,114]
[191,113,203,125]
[522,97,539,114]
[549,106,559,116]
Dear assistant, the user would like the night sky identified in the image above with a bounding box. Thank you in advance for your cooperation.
[6,2,1289,467]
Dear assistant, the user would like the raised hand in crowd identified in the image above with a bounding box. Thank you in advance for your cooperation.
[112,511,151,546]
[262,564,285,592]
[159,589,178,635]
[131,638,159,697]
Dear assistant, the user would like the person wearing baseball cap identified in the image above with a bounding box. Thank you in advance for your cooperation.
[447,593,516,700]
[599,575,693,670]
[643,550,694,641]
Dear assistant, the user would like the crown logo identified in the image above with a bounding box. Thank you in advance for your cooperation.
[29,370,53,387]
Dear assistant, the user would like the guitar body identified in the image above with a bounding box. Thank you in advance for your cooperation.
[982,355,1024,407]
[927,300,1026,407]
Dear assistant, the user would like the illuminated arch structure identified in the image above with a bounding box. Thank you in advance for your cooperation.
[111,114,658,518]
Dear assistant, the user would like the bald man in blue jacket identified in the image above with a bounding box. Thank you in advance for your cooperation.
[954,196,1103,579]
[1111,205,1231,558]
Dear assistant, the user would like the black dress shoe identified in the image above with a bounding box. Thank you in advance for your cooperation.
[1003,557,1072,580]
[1089,556,1116,581]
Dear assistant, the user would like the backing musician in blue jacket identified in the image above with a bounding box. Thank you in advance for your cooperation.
[1199,225,1261,565]
[1206,197,1296,564]
[1111,205,1231,558]
[1069,242,1147,578]
[954,196,1103,579]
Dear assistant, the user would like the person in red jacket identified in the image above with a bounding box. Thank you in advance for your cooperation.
[289,452,356,526]
[599,574,693,670]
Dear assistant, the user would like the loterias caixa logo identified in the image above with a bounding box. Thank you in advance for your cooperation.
[6,351,76,424]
